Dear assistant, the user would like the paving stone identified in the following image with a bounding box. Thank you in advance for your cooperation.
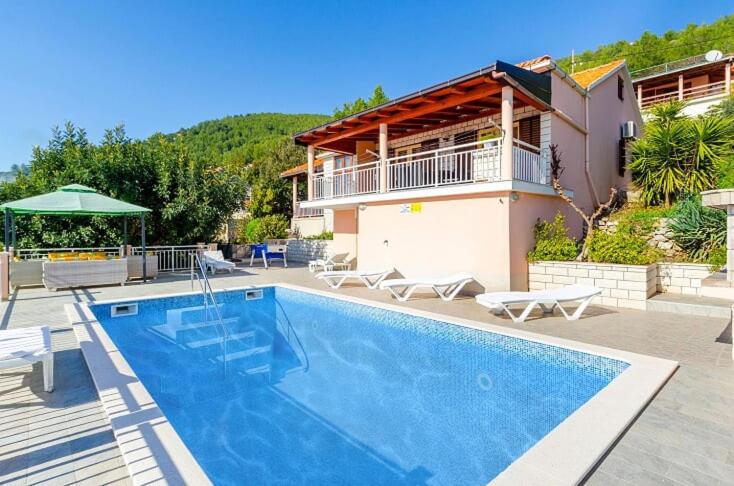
[0,265,732,485]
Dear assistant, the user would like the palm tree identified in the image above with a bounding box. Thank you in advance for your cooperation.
[629,101,734,206]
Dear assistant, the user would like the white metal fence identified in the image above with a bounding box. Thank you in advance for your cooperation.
[13,244,206,273]
[130,245,203,272]
[14,247,122,260]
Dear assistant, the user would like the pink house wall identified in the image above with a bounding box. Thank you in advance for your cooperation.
[356,193,513,292]
[587,67,643,196]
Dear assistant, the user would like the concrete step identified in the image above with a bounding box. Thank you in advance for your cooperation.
[646,293,731,318]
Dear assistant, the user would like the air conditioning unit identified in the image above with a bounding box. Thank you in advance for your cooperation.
[621,121,638,139]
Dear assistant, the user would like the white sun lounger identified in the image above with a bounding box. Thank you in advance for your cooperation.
[308,250,351,272]
[0,326,53,392]
[379,273,474,301]
[315,269,394,289]
[475,285,602,323]
[203,250,236,274]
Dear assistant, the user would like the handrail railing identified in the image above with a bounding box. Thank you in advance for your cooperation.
[191,253,229,377]
[387,137,503,190]
[294,203,324,218]
[311,137,547,200]
[313,160,381,200]
[640,80,731,108]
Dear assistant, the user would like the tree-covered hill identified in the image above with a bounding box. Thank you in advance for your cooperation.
[170,113,329,168]
[557,14,734,74]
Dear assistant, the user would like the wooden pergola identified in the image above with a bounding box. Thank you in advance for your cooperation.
[293,60,552,154]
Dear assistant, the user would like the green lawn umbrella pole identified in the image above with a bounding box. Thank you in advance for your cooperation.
[0,184,152,281]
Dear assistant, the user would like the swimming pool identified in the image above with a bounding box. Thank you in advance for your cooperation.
[71,285,677,485]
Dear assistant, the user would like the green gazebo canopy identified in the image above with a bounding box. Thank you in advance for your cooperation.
[1,184,152,282]
[0,184,150,216]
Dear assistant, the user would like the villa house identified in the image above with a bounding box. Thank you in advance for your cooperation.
[283,56,643,292]
[631,51,733,117]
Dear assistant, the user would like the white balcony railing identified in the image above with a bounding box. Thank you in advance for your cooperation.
[314,160,380,200]
[640,80,731,108]
[294,202,324,218]
[311,137,546,200]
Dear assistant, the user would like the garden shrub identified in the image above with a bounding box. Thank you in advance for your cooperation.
[527,213,578,262]
[706,246,727,272]
[669,196,726,261]
[244,215,289,243]
[587,224,661,265]
[304,230,333,240]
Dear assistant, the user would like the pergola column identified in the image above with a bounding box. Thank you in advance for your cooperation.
[292,176,299,216]
[307,145,315,200]
[379,123,388,193]
[678,75,684,101]
[726,63,732,95]
[637,84,643,108]
[501,86,514,181]
[140,214,147,283]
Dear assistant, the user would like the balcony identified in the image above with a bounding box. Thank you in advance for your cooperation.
[639,80,732,109]
[312,138,546,200]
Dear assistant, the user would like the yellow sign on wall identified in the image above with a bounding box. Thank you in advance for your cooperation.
[400,203,422,214]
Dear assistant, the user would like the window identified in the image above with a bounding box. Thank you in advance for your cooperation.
[334,155,352,169]
[518,116,540,147]
[618,76,624,101]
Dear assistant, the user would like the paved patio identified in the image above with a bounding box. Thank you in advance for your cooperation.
[1,264,733,485]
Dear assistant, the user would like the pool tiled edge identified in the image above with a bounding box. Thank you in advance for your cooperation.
[67,284,678,486]
[66,302,212,486]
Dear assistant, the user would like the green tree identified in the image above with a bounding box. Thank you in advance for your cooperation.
[557,14,734,73]
[0,123,248,247]
[333,85,390,119]
[246,139,306,218]
[629,102,734,206]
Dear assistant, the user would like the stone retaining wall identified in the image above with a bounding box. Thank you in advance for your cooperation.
[285,239,333,263]
[529,261,714,309]
[656,262,712,295]
[528,261,657,310]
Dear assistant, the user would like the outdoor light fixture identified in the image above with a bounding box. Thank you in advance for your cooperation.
[510,191,520,202]
[358,204,367,211]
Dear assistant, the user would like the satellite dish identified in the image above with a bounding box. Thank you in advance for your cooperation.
[705,50,723,62]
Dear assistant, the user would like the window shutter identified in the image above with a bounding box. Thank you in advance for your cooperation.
[618,139,626,176]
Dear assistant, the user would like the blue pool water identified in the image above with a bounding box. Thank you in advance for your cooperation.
[91,287,628,485]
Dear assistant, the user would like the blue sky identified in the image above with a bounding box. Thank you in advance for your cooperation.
[0,0,731,170]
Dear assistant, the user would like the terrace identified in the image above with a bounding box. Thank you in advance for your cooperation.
[1,265,732,485]
[292,59,555,206]
[632,53,733,112]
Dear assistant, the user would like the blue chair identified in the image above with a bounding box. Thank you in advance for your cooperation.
[249,243,287,268]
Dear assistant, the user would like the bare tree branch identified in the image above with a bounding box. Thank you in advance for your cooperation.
[549,144,617,260]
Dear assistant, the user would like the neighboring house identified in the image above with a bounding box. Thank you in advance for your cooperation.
[286,56,642,292]
[631,52,733,117]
